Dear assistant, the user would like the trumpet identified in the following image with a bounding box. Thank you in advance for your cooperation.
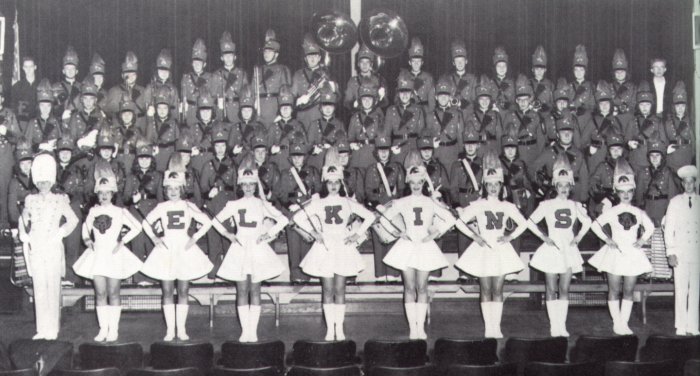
[530,100,543,112]
[296,71,330,110]
[450,96,461,108]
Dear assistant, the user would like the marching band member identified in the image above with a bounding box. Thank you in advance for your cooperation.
[454,150,528,338]
[588,134,627,217]
[542,79,575,146]
[148,87,181,172]
[25,79,61,153]
[344,44,388,110]
[268,86,307,171]
[186,91,220,172]
[53,46,82,120]
[84,131,127,206]
[111,97,149,171]
[336,139,364,203]
[386,77,425,163]
[73,161,143,342]
[426,79,463,170]
[529,46,554,113]
[522,154,592,337]
[182,39,216,126]
[140,153,214,341]
[136,49,180,120]
[8,142,35,229]
[100,51,143,118]
[19,153,79,340]
[254,30,292,127]
[274,140,322,284]
[499,75,544,167]
[88,53,108,103]
[463,76,501,156]
[380,150,455,339]
[294,147,375,341]
[610,49,636,126]
[569,45,596,114]
[348,84,386,169]
[306,89,345,171]
[0,85,21,226]
[636,139,679,228]
[665,165,700,336]
[665,82,694,171]
[625,82,667,170]
[213,31,249,123]
[68,80,107,155]
[212,154,288,342]
[588,158,655,335]
[490,47,515,113]
[582,81,623,172]
[396,37,435,112]
[440,40,476,114]
[365,136,405,282]
[292,34,339,128]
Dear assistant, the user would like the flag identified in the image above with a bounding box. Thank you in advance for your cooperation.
[11,6,20,85]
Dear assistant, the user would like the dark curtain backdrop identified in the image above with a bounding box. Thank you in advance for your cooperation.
[0,0,692,103]
[363,0,692,96]
[0,0,352,98]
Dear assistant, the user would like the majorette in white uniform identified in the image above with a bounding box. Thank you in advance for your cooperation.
[664,165,700,335]
[216,170,288,283]
[588,158,654,335]
[19,153,79,340]
[72,160,143,342]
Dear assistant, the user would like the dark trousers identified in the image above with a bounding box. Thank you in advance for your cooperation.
[286,227,313,281]
[371,231,400,277]
[457,231,474,277]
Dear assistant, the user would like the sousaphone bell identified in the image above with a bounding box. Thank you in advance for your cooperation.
[311,11,358,54]
[359,8,409,58]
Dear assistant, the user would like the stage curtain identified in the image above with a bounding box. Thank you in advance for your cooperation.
[362,0,693,96]
[1,0,351,101]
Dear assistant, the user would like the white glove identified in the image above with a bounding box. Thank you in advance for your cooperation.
[147,105,155,117]
[233,145,243,155]
[208,187,219,199]
[191,147,201,156]
[153,145,160,156]
[132,192,142,204]
[433,139,441,149]
[378,87,386,100]
[350,143,361,151]
[391,145,401,155]
[39,141,56,152]
[296,95,310,106]
[323,143,332,149]
[667,144,677,154]
[376,204,387,213]
[0,125,7,136]
[217,97,225,110]
[628,140,639,150]
[62,109,72,120]
[271,145,281,154]
[289,204,300,212]
[312,145,323,155]
[589,145,598,156]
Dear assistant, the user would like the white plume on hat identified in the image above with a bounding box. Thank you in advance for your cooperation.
[93,159,118,193]
[552,153,574,185]
[482,149,504,184]
[322,146,344,181]
[237,153,259,185]
[613,158,636,191]
[163,153,187,188]
[31,153,56,185]
[404,149,428,184]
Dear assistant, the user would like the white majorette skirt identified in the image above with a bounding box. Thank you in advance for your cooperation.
[529,243,585,274]
[300,237,364,278]
[217,240,284,283]
[141,243,213,281]
[454,242,525,277]
[588,244,653,277]
[72,245,143,280]
[383,239,449,272]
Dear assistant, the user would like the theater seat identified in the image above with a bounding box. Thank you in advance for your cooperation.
[685,359,700,376]
[219,341,284,373]
[445,363,518,376]
[127,368,203,376]
[433,338,498,369]
[639,335,700,376]
[502,337,567,375]
[363,340,428,370]
[604,360,674,376]
[291,340,357,368]
[570,335,637,375]
[286,366,361,376]
[49,368,121,376]
[523,361,599,376]
[0,369,37,376]
[150,342,213,372]
[79,342,143,373]
[367,365,435,376]
[9,340,73,373]
[208,367,279,376]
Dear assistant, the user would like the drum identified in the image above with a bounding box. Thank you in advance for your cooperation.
[291,223,315,243]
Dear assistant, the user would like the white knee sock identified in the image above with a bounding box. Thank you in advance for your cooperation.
[492,302,504,339]
[237,305,250,342]
[323,304,335,341]
[248,305,261,342]
[94,306,109,342]
[481,302,492,338]
[405,302,417,339]
[106,306,121,342]
[334,304,346,341]
[415,303,428,340]
[163,304,176,341]
[545,301,557,337]
[557,300,569,337]
[176,304,190,340]
[620,299,634,335]
[608,300,623,335]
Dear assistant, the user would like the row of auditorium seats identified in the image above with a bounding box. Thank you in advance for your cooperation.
[1,336,700,376]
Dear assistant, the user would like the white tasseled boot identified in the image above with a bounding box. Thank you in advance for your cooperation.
[163,304,176,341]
[176,304,190,340]
[323,304,336,341]
[415,303,428,340]
[481,302,492,338]
[334,304,346,341]
[557,300,570,337]
[545,300,558,337]
[405,303,417,339]
[94,306,109,342]
[237,305,250,342]
[492,302,504,339]
[619,299,634,335]
[105,306,122,342]
[608,300,624,335]
[248,305,261,342]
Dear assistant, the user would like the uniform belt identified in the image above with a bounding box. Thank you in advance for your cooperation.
[392,133,418,140]
[484,135,497,141]
[186,100,197,105]
[458,188,476,193]
[261,93,279,98]
[159,142,175,148]
[142,193,158,200]
[439,139,457,147]
[224,97,240,103]
[675,139,692,146]
[279,145,289,150]
[417,100,429,106]
[519,139,537,146]
[646,194,668,200]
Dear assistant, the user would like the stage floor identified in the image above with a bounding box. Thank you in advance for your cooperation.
[0,298,678,360]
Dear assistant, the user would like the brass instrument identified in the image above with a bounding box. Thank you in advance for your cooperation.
[359,9,409,58]
[253,66,261,117]
[296,71,331,110]
[530,99,543,112]
[450,97,462,108]
[311,11,358,54]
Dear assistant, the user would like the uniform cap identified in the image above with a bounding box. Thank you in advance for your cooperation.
[450,40,467,59]
[672,81,687,104]
[278,85,295,106]
[120,97,139,113]
[192,38,208,61]
[81,80,98,97]
[156,49,173,70]
[89,53,106,75]
[607,133,625,148]
[211,126,228,143]
[220,31,236,54]
[678,165,698,179]
[595,80,613,102]
[493,46,508,65]
[16,140,33,161]
[375,135,391,149]
[121,51,138,73]
[573,44,588,67]
[612,49,628,71]
[57,137,74,151]
[647,139,666,155]
[357,43,375,61]
[515,74,533,97]
[409,37,424,58]
[302,33,321,55]
[397,77,413,92]
[175,133,193,153]
[555,110,575,131]
[32,153,57,184]
[319,88,337,104]
[264,29,281,52]
[532,45,547,67]
[554,78,573,102]
[435,78,453,96]
[336,138,351,153]
[97,130,116,149]
[63,46,79,67]
[252,134,267,149]
[289,141,307,155]
[197,90,215,109]
[36,79,54,103]
[358,84,377,99]
[463,124,480,143]
[636,81,654,104]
